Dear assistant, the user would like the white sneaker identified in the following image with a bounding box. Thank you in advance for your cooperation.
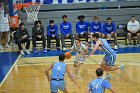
[114,45,118,50]
[63,47,67,51]
[0,45,4,50]
[4,44,11,48]
[119,64,125,72]
[26,49,30,55]
[20,50,24,55]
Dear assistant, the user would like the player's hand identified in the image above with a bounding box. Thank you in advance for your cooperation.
[52,34,55,38]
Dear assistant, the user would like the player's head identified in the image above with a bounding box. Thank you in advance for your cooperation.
[0,1,4,9]
[106,17,112,25]
[78,15,85,22]
[75,37,81,47]
[130,15,136,22]
[95,68,104,77]
[19,23,25,30]
[59,54,65,61]
[93,33,100,41]
[49,20,54,27]
[35,20,42,27]
[93,16,99,23]
[62,15,67,22]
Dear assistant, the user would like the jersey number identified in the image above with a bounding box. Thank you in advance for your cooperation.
[57,66,61,71]
[91,83,99,90]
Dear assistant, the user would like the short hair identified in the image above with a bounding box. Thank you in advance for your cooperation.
[59,54,65,61]
[106,17,112,20]
[77,15,85,20]
[93,33,100,38]
[19,22,25,27]
[131,15,135,17]
[93,16,99,20]
[34,20,42,26]
[49,20,54,24]
[95,68,103,77]
[75,37,81,42]
[62,15,67,19]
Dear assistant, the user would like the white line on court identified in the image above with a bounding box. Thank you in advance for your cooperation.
[0,55,22,87]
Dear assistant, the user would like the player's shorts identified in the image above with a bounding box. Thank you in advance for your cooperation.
[50,79,65,92]
[0,23,10,32]
[103,53,116,66]
[75,53,85,63]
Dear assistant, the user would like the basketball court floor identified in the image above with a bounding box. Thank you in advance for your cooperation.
[0,47,140,93]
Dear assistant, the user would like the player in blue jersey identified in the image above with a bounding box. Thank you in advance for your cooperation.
[86,33,124,75]
[85,68,116,93]
[45,54,80,93]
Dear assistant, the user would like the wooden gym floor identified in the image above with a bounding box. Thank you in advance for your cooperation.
[0,54,140,93]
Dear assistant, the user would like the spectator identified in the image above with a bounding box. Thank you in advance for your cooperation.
[90,16,102,49]
[47,20,60,51]
[32,20,47,53]
[76,15,90,45]
[60,15,74,51]
[102,17,118,49]
[15,23,30,55]
[0,1,10,50]
[127,15,140,47]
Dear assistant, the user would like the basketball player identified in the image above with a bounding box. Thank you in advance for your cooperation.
[68,38,88,77]
[45,54,80,93]
[85,68,116,93]
[86,33,124,78]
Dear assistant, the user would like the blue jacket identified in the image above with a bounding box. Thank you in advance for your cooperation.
[102,22,116,34]
[76,21,90,34]
[90,21,102,33]
[47,24,58,37]
[60,22,72,36]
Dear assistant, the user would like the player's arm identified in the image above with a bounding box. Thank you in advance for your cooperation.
[83,47,89,55]
[87,41,100,57]
[98,46,102,51]
[109,87,116,93]
[45,64,53,82]
[85,88,91,93]
[66,65,81,88]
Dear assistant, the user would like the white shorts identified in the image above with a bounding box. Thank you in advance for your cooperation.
[75,53,85,63]
[0,23,10,32]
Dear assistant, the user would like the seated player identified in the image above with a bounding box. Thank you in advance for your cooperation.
[90,16,102,49]
[86,33,125,78]
[15,23,30,55]
[68,38,88,77]
[85,68,116,93]
[60,15,74,51]
[127,15,140,47]
[102,17,118,49]
[45,54,80,93]
[47,20,60,51]
[75,15,90,45]
[32,20,47,53]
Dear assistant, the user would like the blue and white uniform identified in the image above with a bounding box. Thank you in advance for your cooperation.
[50,62,66,92]
[99,38,116,66]
[71,43,87,63]
[88,78,111,93]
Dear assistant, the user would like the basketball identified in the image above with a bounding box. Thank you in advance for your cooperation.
[64,52,71,59]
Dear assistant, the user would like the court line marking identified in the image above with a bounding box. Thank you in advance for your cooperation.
[0,55,21,87]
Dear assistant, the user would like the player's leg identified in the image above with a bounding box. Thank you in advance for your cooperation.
[59,81,68,93]
[127,32,132,46]
[102,34,107,39]
[136,32,140,45]
[50,80,59,93]
[69,34,74,47]
[111,33,118,49]
[90,32,94,49]
[73,61,81,76]
[55,35,60,50]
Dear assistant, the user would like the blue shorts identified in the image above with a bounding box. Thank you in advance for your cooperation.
[103,53,116,66]
[50,80,65,92]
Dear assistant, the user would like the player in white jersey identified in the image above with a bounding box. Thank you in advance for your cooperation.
[0,2,10,49]
[69,38,88,77]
